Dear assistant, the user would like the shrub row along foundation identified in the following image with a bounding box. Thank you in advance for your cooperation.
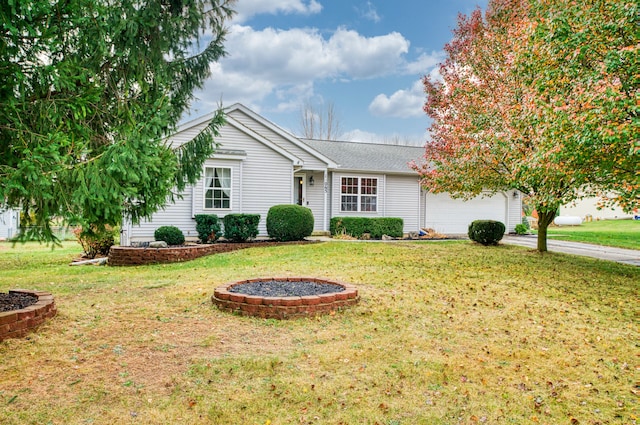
[212,277,359,319]
[109,240,318,266]
[0,290,57,342]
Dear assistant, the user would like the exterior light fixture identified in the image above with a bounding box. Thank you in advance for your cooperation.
[309,176,315,186]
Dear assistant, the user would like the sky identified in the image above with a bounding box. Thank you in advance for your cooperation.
[190,0,489,145]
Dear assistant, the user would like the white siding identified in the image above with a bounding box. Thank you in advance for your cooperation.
[128,189,198,243]
[385,175,422,233]
[228,110,328,171]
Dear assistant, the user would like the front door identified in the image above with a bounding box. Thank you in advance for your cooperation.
[294,175,305,205]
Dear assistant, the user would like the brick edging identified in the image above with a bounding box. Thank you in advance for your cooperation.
[212,277,359,319]
[0,290,57,342]
[108,240,319,266]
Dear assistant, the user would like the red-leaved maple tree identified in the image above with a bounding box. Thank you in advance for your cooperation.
[414,0,638,252]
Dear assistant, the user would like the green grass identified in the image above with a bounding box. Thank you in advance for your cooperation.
[543,219,639,250]
[0,241,637,425]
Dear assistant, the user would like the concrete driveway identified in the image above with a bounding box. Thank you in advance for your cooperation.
[502,235,640,266]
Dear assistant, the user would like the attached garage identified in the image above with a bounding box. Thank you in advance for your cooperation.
[424,192,508,234]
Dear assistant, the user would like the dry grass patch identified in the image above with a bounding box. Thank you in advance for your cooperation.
[0,240,637,424]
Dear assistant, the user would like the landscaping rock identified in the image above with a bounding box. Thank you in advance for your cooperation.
[149,241,168,248]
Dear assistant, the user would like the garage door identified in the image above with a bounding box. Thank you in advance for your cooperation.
[424,192,507,234]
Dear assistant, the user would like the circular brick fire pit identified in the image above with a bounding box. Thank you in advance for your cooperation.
[212,277,359,319]
[0,290,57,341]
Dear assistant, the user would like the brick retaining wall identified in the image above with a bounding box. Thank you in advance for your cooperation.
[0,290,57,342]
[108,240,318,266]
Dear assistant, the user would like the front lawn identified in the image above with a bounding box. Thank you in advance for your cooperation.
[544,218,639,250]
[0,241,637,424]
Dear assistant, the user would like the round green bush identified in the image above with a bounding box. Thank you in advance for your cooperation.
[468,220,505,246]
[266,204,314,242]
[154,225,185,246]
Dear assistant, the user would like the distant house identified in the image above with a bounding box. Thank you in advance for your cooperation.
[121,104,521,245]
[0,208,20,241]
[560,197,633,221]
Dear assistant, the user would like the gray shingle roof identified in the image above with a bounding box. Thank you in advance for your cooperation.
[300,138,425,174]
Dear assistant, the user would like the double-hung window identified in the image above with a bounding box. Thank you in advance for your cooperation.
[340,177,377,212]
[204,167,231,209]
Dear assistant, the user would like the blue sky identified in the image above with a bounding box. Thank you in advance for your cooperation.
[191,0,488,145]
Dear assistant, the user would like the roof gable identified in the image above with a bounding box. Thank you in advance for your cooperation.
[225,104,338,168]
[173,107,304,166]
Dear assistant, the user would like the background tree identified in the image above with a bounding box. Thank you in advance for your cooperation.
[413,0,638,252]
[298,100,343,140]
[524,0,639,213]
[0,0,236,242]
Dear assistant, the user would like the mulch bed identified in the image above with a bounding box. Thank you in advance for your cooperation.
[0,292,37,312]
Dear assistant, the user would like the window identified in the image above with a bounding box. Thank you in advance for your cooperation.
[204,167,231,209]
[340,177,377,212]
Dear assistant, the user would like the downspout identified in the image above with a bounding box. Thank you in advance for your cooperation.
[417,180,421,233]
[239,162,243,212]
[382,175,386,217]
[323,169,328,231]
[291,168,295,204]
[191,184,196,218]
[502,191,510,232]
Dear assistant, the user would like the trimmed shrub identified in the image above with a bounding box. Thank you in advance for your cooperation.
[194,214,222,243]
[266,204,314,242]
[74,225,115,258]
[223,214,260,242]
[514,223,529,235]
[154,225,185,246]
[468,220,505,246]
[330,217,404,239]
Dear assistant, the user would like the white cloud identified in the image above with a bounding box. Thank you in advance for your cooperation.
[405,51,445,75]
[358,2,381,23]
[233,0,322,23]
[341,129,384,143]
[196,25,411,110]
[368,79,425,118]
[328,28,408,78]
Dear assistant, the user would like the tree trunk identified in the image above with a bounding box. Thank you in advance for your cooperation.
[536,209,557,252]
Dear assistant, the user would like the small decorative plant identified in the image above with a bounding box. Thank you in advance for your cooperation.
[515,223,529,235]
